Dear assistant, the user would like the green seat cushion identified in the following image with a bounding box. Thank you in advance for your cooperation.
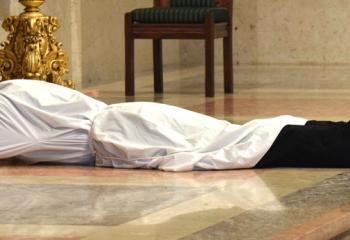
[132,8,229,24]
[171,0,216,8]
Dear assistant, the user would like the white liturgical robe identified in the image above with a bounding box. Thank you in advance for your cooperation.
[0,80,107,164]
[91,103,307,171]
[0,80,307,171]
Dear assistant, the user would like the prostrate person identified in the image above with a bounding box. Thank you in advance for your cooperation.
[0,80,349,171]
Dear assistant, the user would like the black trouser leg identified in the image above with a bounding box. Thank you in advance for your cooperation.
[255,121,350,168]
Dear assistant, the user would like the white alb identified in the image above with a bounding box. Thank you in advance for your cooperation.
[0,80,307,171]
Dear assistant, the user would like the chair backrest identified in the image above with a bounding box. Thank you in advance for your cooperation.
[153,0,233,20]
[170,0,216,7]
[215,0,233,18]
[215,0,233,10]
[154,0,232,10]
[153,0,171,8]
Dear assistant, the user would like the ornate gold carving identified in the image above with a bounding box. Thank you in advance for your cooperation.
[0,0,74,88]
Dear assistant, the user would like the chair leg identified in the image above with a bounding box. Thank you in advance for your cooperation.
[223,25,233,93]
[153,39,163,94]
[125,13,135,96]
[205,14,215,98]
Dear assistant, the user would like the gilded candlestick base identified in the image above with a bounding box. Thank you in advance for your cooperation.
[0,0,74,88]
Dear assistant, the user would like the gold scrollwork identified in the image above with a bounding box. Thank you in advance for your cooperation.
[0,0,73,88]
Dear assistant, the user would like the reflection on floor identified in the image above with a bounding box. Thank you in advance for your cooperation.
[1,65,350,239]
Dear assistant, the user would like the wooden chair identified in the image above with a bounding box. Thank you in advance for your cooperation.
[125,0,233,97]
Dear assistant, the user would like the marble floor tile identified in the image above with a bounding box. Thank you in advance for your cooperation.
[181,171,350,240]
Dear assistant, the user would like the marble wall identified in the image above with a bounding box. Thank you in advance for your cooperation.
[1,0,350,88]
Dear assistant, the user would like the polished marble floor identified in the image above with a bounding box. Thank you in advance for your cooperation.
[97,65,350,123]
[1,65,350,239]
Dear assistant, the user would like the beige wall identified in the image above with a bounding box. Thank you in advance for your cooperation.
[1,0,350,87]
[0,0,180,88]
[182,0,350,66]
[249,0,350,65]
[80,0,180,88]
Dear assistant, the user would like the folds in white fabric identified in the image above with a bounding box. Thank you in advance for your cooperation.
[91,102,308,171]
[0,80,107,164]
[0,80,308,170]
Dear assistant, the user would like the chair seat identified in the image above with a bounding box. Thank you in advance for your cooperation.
[132,8,229,24]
